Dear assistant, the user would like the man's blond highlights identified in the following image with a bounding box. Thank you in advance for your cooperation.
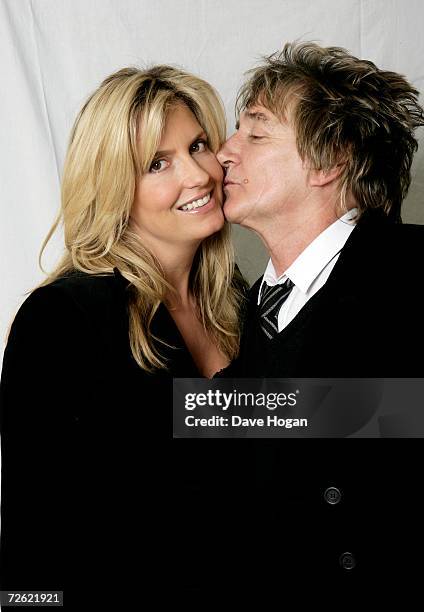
[236,41,424,220]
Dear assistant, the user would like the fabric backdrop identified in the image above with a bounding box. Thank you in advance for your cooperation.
[1,0,424,362]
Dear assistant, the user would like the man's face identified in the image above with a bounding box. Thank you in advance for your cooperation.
[217,103,310,228]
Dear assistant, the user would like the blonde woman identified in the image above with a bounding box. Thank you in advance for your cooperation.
[0,67,246,602]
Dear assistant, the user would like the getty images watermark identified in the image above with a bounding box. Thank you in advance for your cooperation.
[183,389,307,429]
[174,378,424,438]
[173,380,318,437]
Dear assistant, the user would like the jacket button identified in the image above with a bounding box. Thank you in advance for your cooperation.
[339,552,356,570]
[324,486,341,505]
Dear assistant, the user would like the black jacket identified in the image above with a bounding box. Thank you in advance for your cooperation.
[209,210,424,602]
[0,269,200,606]
[229,209,424,377]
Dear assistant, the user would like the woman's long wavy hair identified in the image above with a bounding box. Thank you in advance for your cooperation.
[38,65,246,372]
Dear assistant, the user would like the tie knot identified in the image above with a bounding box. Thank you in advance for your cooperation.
[259,278,294,339]
[260,278,294,303]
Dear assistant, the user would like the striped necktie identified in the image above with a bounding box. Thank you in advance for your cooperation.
[259,278,294,339]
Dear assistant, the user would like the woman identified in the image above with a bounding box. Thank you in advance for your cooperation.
[0,66,246,603]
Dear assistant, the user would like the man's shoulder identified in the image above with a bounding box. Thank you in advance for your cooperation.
[387,221,424,238]
[376,221,424,259]
[347,214,424,264]
[361,214,424,241]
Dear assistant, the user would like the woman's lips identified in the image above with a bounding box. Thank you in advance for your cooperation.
[177,193,217,214]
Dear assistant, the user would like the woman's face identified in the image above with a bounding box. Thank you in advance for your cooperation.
[131,103,224,253]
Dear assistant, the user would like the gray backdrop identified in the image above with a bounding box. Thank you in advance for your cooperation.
[1,0,424,365]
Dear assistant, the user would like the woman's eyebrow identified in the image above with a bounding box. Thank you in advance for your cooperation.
[191,130,207,142]
[153,148,173,158]
[154,131,207,157]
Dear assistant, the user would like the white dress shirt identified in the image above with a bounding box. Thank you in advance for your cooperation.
[258,209,358,332]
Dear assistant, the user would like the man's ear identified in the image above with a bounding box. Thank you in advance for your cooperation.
[309,163,345,187]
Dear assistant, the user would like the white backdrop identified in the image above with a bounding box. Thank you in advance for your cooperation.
[1,0,424,364]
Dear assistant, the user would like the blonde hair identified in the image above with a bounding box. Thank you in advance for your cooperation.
[38,65,246,371]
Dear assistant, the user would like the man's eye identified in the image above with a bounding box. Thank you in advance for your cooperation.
[149,159,167,173]
[249,134,264,140]
[190,139,208,153]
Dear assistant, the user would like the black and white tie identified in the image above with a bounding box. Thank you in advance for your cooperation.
[259,278,294,339]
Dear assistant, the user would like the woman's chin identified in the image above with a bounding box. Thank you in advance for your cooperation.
[222,197,241,223]
[208,216,226,237]
[197,210,225,239]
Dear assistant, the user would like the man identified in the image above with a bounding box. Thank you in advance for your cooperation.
[212,42,424,599]
[218,41,423,377]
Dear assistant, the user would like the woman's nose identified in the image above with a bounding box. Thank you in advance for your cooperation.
[181,155,210,188]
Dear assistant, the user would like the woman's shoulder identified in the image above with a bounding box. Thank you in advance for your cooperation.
[48,267,129,298]
[11,268,129,336]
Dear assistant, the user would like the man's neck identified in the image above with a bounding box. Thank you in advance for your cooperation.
[255,206,344,278]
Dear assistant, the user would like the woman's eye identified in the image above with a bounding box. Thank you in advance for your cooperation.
[190,139,208,154]
[249,134,263,140]
[149,159,167,173]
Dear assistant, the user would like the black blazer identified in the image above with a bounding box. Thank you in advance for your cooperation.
[0,269,200,606]
[207,210,424,601]
[230,209,424,377]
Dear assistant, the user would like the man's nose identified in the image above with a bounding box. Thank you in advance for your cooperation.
[217,135,238,167]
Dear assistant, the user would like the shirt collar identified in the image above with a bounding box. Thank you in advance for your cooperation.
[258,208,358,304]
